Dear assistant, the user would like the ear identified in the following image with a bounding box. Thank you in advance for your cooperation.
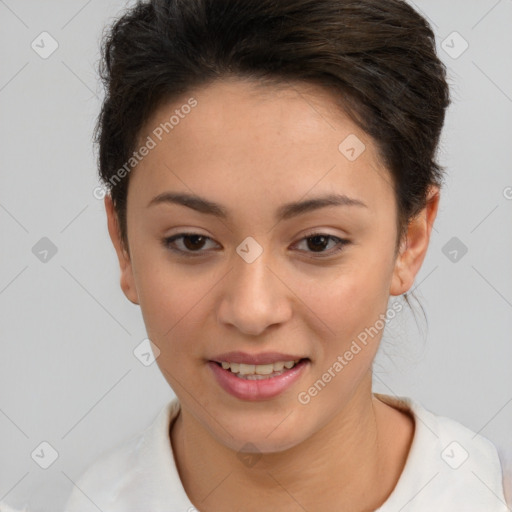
[390,185,440,296]
[105,195,139,305]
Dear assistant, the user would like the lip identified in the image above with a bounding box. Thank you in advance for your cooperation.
[209,351,307,365]
[208,359,309,401]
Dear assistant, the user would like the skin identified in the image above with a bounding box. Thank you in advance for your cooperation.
[105,78,439,511]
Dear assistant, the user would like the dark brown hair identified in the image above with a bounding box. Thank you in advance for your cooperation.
[95,0,450,295]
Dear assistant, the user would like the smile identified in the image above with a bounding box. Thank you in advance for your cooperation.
[217,359,301,379]
[208,358,310,400]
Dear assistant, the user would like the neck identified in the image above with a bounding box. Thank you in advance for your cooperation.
[170,372,401,511]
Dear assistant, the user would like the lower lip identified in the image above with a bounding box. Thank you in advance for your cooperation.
[207,360,309,401]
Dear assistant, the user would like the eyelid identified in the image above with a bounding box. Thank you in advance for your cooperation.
[162,232,219,255]
[162,231,350,258]
[292,231,350,258]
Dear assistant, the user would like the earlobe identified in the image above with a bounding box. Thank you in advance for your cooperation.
[104,195,140,305]
[390,186,440,296]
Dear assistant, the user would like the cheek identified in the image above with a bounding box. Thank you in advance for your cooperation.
[305,256,394,342]
[131,250,194,347]
[298,245,396,393]
[132,253,225,374]
[299,272,391,412]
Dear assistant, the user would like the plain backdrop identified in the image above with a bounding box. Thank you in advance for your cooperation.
[0,0,511,510]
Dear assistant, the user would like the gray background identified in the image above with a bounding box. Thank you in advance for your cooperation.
[0,0,511,510]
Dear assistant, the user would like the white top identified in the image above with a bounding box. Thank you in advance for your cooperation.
[63,394,511,511]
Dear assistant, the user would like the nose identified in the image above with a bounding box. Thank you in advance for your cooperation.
[216,248,292,337]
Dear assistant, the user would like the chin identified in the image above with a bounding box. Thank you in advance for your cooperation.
[212,419,309,455]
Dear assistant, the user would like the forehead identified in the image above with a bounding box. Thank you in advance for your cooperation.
[129,78,395,215]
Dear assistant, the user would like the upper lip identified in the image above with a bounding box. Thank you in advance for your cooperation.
[210,351,308,365]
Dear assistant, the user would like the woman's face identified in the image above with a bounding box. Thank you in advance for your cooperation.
[106,78,434,453]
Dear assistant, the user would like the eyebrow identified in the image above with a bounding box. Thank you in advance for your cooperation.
[147,191,368,221]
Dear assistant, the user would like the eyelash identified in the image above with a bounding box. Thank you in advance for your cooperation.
[162,231,350,259]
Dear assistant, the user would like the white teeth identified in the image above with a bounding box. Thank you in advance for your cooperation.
[239,363,256,375]
[219,359,301,375]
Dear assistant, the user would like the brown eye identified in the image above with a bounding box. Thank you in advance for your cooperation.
[162,232,350,258]
[181,234,207,251]
[294,233,350,257]
[162,233,217,255]
[306,234,331,252]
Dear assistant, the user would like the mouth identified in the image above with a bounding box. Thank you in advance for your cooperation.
[207,357,311,400]
[210,358,310,380]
